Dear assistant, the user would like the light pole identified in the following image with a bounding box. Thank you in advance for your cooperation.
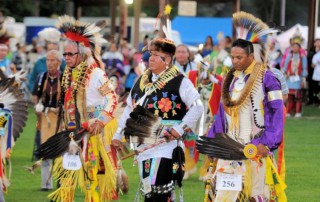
[133,0,141,50]
[119,0,128,40]
[280,0,285,26]
[110,0,116,36]
[122,0,141,50]
[125,0,134,4]
[307,0,319,51]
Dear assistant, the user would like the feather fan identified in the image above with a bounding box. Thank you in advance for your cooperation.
[124,105,164,144]
[0,76,28,141]
[196,133,259,160]
[0,19,13,44]
[36,129,86,160]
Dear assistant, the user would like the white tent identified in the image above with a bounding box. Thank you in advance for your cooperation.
[276,23,320,53]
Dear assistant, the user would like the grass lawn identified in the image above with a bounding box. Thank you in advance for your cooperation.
[4,105,320,201]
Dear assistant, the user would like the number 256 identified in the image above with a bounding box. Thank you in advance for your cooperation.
[223,181,235,187]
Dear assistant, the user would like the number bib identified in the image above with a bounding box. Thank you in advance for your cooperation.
[216,173,242,191]
[289,75,300,82]
[62,153,82,170]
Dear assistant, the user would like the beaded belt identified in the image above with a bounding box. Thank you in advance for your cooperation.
[143,180,175,198]
[86,105,104,119]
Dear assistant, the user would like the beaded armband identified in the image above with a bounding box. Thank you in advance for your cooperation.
[98,80,114,96]
[267,90,283,102]
[97,110,113,125]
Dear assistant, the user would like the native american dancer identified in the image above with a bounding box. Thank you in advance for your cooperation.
[282,32,308,118]
[208,35,233,77]
[0,74,28,202]
[173,44,197,76]
[30,27,64,163]
[32,16,119,202]
[187,57,223,181]
[172,44,201,180]
[112,8,203,201]
[0,17,29,201]
[32,49,63,191]
[197,12,287,202]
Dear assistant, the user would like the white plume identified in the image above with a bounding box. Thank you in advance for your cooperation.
[38,27,61,43]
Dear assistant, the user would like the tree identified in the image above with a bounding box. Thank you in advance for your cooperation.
[0,0,35,22]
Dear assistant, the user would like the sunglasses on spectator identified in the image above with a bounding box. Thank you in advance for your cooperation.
[63,52,79,57]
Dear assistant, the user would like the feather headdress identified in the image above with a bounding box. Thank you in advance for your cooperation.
[38,27,61,44]
[0,29,12,44]
[162,4,173,41]
[56,15,107,67]
[291,27,304,45]
[233,11,278,63]
[151,4,176,55]
[0,18,13,44]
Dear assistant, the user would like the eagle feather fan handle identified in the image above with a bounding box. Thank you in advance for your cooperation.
[196,133,260,160]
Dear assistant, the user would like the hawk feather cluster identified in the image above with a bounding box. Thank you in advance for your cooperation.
[233,11,278,63]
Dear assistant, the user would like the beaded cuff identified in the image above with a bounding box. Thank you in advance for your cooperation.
[98,80,114,96]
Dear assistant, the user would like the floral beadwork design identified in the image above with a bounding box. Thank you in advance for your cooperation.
[158,98,172,112]
[146,92,182,118]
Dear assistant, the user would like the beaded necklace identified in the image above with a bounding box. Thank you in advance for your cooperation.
[222,62,265,133]
[139,65,179,95]
[42,71,61,106]
[61,61,96,93]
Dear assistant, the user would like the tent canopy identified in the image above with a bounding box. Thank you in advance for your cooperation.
[276,23,320,52]
[172,16,232,46]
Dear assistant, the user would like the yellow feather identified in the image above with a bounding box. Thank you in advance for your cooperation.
[164,4,172,15]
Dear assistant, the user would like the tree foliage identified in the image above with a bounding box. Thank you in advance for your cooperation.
[0,0,318,28]
[0,0,35,22]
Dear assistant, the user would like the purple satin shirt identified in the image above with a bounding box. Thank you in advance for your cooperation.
[207,70,284,151]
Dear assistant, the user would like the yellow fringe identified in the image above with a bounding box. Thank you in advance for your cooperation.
[85,190,92,202]
[238,160,252,201]
[229,109,240,135]
[103,118,118,145]
[87,135,101,201]
[48,157,79,202]
[199,156,211,177]
[266,157,287,202]
[96,118,118,201]
[77,162,87,195]
[184,147,197,172]
[48,118,118,202]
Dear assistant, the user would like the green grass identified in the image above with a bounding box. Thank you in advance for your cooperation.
[5,106,320,201]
